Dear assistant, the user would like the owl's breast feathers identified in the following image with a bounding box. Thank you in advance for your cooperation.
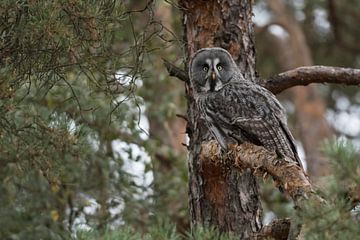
[197,81,302,167]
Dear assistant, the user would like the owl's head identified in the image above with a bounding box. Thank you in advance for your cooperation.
[189,47,239,95]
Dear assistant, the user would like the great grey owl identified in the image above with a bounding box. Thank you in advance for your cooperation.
[189,47,302,167]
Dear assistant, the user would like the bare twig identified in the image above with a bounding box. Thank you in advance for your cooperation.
[261,66,360,94]
[162,58,189,82]
[175,113,188,122]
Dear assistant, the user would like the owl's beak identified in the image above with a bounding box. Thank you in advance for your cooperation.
[209,71,217,92]
[211,71,217,81]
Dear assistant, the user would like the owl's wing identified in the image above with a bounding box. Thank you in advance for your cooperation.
[233,115,302,168]
[203,83,302,167]
[274,115,303,168]
[202,111,229,150]
[198,97,234,150]
[261,89,303,168]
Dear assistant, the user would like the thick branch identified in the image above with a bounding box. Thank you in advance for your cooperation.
[200,141,327,239]
[200,140,314,205]
[262,66,360,94]
[164,63,360,94]
[162,58,189,83]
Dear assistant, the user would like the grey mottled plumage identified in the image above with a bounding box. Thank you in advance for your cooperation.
[189,47,302,167]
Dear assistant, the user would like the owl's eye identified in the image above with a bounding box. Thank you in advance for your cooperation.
[217,65,223,71]
[203,66,209,72]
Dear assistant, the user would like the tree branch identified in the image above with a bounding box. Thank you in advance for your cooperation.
[163,61,360,94]
[262,66,360,94]
[200,140,319,205]
[162,58,189,83]
[200,140,327,239]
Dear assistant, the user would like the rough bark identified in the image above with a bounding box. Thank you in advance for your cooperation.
[179,0,262,237]
[267,0,332,181]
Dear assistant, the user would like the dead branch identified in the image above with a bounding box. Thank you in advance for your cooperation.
[200,140,329,239]
[200,140,327,239]
[262,66,360,94]
[162,58,189,83]
[200,140,318,205]
[163,61,360,94]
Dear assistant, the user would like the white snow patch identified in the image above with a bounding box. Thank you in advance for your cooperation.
[313,8,330,33]
[253,3,271,27]
[112,140,153,193]
[268,25,289,39]
[327,110,360,137]
[335,96,351,111]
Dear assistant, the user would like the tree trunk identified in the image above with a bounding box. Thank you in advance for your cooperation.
[179,0,262,237]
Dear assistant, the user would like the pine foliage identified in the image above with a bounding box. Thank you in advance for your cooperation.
[0,1,155,238]
[299,138,360,239]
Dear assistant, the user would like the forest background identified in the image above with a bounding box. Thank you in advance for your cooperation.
[0,0,359,239]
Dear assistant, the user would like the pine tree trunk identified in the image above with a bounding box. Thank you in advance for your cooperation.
[179,1,263,238]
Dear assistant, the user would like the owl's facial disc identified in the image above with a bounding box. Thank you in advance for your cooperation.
[190,48,239,95]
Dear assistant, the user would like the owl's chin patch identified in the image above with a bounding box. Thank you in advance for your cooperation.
[209,80,216,92]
